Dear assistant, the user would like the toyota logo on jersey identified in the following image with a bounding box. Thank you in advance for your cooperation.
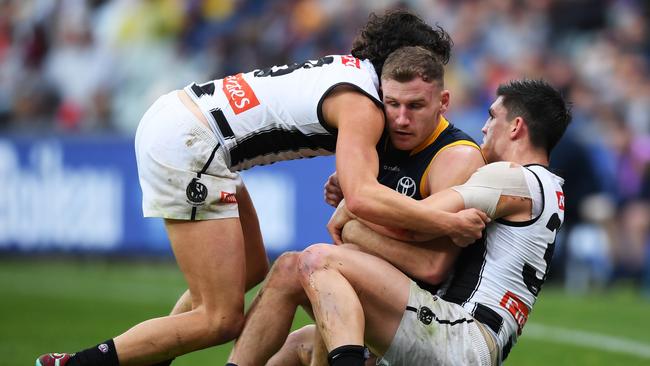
[186,178,208,205]
[396,176,417,197]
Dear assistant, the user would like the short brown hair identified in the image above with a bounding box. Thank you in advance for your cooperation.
[380,46,444,86]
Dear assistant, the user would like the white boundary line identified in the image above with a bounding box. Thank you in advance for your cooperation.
[525,323,650,359]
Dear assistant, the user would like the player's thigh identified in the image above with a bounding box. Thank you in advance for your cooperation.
[165,218,246,311]
[236,182,269,290]
[302,244,410,354]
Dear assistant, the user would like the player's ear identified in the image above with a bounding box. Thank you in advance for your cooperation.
[511,117,527,140]
[439,89,450,114]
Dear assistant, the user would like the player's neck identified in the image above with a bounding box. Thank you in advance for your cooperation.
[503,144,548,167]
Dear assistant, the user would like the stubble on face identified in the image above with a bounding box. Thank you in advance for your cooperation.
[382,78,443,151]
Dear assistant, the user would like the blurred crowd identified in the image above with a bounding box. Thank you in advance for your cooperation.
[1,0,649,295]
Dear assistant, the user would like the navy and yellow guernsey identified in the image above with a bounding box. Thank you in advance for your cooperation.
[377,116,481,292]
[377,116,482,200]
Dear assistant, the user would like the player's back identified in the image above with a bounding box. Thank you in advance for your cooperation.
[185,55,381,171]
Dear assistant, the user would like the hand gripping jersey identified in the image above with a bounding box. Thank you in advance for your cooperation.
[441,165,565,363]
[184,55,381,171]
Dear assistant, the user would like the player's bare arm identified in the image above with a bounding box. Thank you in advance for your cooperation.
[324,146,485,241]
[342,219,460,285]
[422,144,485,197]
[322,89,487,244]
[395,162,533,243]
[346,161,532,248]
[331,142,485,280]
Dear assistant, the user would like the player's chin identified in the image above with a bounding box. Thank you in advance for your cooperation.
[390,134,415,150]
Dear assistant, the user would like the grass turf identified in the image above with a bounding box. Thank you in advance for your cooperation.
[1,258,649,366]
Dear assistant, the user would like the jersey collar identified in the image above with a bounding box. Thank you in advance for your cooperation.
[410,115,449,156]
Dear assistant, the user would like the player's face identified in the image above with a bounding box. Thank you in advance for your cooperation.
[481,96,512,163]
[382,78,449,151]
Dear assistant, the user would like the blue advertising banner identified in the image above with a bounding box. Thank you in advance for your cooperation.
[0,136,336,258]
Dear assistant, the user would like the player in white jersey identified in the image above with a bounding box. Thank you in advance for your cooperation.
[295,79,571,366]
[36,10,489,366]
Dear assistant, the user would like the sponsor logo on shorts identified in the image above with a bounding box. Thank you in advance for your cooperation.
[98,343,109,353]
[220,191,237,204]
[556,191,565,210]
[222,73,260,114]
[417,306,434,325]
[396,176,416,197]
[341,55,361,68]
[186,178,208,206]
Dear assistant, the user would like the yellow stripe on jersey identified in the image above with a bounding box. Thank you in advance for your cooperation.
[419,140,483,198]
[410,116,450,156]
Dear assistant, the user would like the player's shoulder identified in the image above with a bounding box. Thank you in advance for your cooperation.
[469,161,526,186]
[443,122,478,143]
[480,161,521,171]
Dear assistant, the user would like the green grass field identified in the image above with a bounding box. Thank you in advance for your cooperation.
[2,258,649,366]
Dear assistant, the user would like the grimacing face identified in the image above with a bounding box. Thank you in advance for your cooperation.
[481,96,512,163]
[382,77,449,151]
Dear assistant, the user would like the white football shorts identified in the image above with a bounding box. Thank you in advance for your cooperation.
[377,281,495,366]
[135,91,242,220]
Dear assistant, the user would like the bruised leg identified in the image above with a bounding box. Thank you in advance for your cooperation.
[298,244,410,358]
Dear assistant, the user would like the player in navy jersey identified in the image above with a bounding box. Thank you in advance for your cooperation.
[302,79,571,366]
[36,10,488,366]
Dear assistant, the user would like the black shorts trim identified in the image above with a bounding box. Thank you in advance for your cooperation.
[405,305,475,326]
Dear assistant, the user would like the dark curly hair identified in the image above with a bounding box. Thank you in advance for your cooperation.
[351,10,452,78]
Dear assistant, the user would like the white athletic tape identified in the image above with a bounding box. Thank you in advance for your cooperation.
[525,323,650,359]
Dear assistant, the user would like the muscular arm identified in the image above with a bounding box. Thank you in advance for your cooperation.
[403,162,534,241]
[339,155,478,285]
[342,220,460,285]
[323,89,486,241]
[424,144,485,196]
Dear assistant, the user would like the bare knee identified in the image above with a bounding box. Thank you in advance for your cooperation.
[195,306,246,346]
[271,252,300,282]
[259,252,304,298]
[274,250,300,269]
[297,244,335,284]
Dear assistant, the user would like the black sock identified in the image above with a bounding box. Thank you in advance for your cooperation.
[225,363,239,366]
[327,345,367,366]
[67,339,119,366]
